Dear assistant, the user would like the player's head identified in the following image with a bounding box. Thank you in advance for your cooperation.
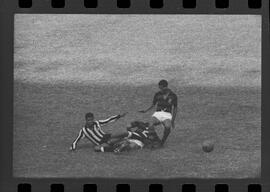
[158,79,168,90]
[85,112,94,124]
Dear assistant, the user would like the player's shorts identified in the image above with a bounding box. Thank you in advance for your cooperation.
[127,139,144,148]
[152,111,172,122]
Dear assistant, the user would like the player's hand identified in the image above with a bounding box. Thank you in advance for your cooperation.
[119,112,128,118]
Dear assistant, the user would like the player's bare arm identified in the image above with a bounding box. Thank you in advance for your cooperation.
[138,104,155,113]
[171,106,178,129]
[98,112,128,125]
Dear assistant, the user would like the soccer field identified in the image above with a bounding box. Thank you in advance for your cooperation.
[13,15,261,178]
[13,82,261,178]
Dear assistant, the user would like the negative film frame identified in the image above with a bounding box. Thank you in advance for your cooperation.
[0,0,269,192]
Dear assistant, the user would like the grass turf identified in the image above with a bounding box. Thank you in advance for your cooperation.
[13,82,261,178]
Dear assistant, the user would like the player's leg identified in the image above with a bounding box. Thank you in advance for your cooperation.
[94,143,114,152]
[145,129,162,149]
[147,116,162,147]
[70,129,84,151]
[149,115,161,130]
[110,132,129,140]
[160,119,172,146]
[101,132,129,146]
[128,141,142,151]
[113,139,137,153]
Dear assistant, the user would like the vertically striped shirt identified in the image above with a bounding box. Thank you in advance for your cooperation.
[81,115,120,145]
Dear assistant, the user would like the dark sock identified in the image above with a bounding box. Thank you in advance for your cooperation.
[161,128,171,145]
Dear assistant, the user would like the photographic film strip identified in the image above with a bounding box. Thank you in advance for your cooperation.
[0,0,269,192]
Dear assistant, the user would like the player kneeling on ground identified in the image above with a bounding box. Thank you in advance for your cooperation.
[70,112,127,151]
[94,121,162,153]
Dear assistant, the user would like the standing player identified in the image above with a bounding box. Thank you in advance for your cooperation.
[69,112,127,151]
[138,79,178,146]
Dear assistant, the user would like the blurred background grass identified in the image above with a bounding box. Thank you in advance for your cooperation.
[14,15,261,87]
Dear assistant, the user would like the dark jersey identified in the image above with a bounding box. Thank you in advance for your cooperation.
[153,89,178,113]
[127,127,160,144]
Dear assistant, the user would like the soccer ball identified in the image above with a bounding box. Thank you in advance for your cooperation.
[202,140,214,153]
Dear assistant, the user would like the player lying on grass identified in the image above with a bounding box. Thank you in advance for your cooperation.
[94,121,162,153]
[70,112,127,151]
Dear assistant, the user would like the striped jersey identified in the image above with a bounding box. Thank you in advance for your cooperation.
[81,115,120,145]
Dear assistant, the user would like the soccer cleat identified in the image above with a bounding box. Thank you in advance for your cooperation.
[94,146,104,152]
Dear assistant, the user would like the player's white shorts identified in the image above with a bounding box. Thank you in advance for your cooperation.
[152,111,172,122]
